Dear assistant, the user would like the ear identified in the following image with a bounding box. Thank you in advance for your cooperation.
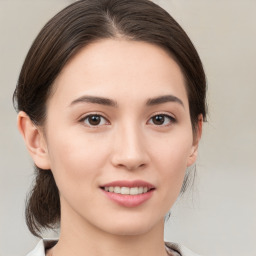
[187,114,203,167]
[17,111,51,170]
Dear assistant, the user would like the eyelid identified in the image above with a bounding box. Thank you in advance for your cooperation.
[147,112,177,126]
[79,112,111,127]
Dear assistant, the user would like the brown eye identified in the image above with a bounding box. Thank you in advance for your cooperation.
[152,115,165,125]
[82,114,109,126]
[88,115,101,125]
[148,114,175,126]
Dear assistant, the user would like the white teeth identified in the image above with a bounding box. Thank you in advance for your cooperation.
[114,187,121,193]
[121,187,130,195]
[138,187,143,194]
[130,187,139,195]
[103,186,150,195]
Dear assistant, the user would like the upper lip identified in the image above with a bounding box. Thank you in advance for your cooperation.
[100,180,155,189]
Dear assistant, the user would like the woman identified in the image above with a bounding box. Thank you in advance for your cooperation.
[13,0,207,255]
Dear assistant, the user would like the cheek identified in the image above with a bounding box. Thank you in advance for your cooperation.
[150,130,193,196]
[158,147,188,191]
[151,128,193,171]
[46,129,110,190]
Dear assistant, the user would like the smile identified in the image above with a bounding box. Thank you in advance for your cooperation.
[100,180,155,207]
[103,186,149,195]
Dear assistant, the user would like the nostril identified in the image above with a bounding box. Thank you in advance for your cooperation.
[111,153,150,171]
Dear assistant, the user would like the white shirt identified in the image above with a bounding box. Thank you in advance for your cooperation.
[26,239,201,256]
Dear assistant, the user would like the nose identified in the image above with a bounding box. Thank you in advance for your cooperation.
[111,124,149,171]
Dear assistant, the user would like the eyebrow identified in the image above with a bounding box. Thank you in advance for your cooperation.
[70,94,184,108]
[70,95,118,107]
[146,95,184,107]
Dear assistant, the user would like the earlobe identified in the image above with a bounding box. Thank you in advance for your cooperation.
[187,147,198,167]
[17,111,51,170]
[187,114,203,167]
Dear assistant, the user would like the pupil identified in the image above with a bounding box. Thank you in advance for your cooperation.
[89,115,100,125]
[153,115,164,125]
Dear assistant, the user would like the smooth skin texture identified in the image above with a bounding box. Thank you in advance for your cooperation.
[18,39,202,256]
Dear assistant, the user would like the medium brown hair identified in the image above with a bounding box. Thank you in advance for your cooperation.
[13,0,207,237]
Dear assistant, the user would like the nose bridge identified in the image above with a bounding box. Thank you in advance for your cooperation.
[111,121,149,170]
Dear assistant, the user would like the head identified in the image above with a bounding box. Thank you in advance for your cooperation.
[13,0,207,237]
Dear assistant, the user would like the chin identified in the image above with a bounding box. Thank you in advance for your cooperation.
[98,214,163,237]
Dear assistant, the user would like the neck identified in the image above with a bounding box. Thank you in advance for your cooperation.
[49,204,167,256]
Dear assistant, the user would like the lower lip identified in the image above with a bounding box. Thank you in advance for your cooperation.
[102,189,154,207]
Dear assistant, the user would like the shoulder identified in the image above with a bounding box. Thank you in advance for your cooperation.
[165,241,202,256]
[26,239,57,256]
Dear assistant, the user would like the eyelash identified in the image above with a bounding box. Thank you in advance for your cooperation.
[79,113,176,127]
[79,114,110,127]
[147,113,176,126]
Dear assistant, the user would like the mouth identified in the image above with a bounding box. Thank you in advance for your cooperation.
[100,180,155,207]
[100,186,154,195]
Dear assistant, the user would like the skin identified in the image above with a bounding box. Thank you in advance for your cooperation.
[18,39,202,256]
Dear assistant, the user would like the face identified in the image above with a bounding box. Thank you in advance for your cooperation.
[39,39,199,236]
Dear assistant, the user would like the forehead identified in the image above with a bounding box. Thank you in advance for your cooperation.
[50,39,188,107]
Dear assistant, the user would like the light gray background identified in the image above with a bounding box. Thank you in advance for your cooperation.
[0,1,255,255]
